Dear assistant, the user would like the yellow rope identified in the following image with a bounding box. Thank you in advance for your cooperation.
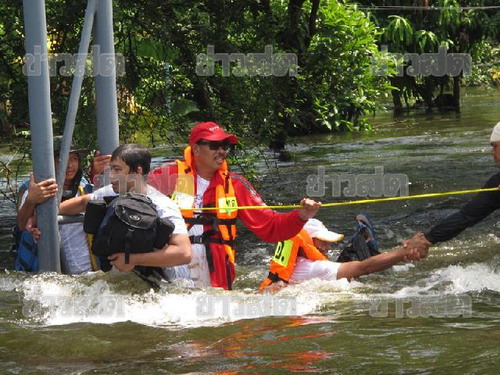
[180,187,500,211]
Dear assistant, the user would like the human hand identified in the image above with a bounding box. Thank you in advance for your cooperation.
[403,232,432,260]
[108,253,135,272]
[26,216,41,243]
[402,247,421,262]
[26,173,58,205]
[298,198,322,221]
[91,151,112,176]
[259,281,288,293]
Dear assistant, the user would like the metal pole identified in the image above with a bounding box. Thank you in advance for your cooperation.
[56,0,97,204]
[22,0,60,272]
[94,0,119,186]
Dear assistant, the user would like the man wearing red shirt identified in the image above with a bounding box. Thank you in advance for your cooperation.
[148,122,321,289]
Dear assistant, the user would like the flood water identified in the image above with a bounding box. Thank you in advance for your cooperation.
[1,88,499,373]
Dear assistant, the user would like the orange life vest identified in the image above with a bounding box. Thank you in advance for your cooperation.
[171,146,238,288]
[259,229,327,291]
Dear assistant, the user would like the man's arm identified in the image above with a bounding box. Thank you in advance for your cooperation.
[232,174,320,242]
[59,194,92,215]
[405,173,500,260]
[426,173,500,244]
[336,246,416,280]
[108,233,192,271]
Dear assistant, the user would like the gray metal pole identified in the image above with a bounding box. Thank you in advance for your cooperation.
[22,0,60,272]
[94,0,119,177]
[56,0,97,204]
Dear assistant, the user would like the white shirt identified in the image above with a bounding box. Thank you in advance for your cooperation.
[290,257,341,282]
[187,176,212,287]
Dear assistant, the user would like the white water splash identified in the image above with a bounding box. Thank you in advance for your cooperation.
[432,263,500,294]
[8,272,354,328]
[0,270,23,291]
[390,262,500,298]
[3,261,497,328]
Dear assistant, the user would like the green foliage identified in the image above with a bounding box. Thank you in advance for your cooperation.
[358,0,500,111]
[302,0,390,131]
[462,41,500,86]
[415,30,439,53]
[1,0,399,147]
[385,15,414,51]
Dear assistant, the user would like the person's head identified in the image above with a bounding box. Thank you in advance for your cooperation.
[55,152,80,182]
[490,122,500,167]
[304,219,344,253]
[189,122,238,176]
[110,144,151,193]
[52,136,87,191]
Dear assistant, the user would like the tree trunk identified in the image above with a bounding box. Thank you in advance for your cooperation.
[307,0,321,46]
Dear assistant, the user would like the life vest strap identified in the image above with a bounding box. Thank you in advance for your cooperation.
[184,216,237,226]
[188,234,235,247]
[189,235,205,245]
[187,230,231,273]
[266,271,288,284]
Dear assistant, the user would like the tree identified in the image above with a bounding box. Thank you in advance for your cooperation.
[358,0,500,113]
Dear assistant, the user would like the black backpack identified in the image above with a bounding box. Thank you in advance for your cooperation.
[84,193,174,265]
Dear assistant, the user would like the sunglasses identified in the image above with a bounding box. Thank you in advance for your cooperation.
[197,140,232,151]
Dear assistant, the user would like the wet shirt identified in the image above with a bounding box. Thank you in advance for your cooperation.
[426,172,500,243]
[90,184,188,236]
[188,176,212,287]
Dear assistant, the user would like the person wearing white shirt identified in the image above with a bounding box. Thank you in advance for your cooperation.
[59,144,191,272]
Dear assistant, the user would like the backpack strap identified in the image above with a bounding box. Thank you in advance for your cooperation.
[124,228,135,264]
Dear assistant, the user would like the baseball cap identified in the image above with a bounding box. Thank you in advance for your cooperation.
[490,122,500,143]
[304,219,344,242]
[189,122,238,145]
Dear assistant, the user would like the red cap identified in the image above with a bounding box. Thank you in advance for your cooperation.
[189,122,238,145]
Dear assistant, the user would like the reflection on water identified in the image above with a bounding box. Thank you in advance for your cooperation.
[1,88,500,373]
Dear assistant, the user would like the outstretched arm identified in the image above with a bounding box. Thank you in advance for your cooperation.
[59,194,92,215]
[336,246,418,280]
[232,174,321,242]
[406,173,500,259]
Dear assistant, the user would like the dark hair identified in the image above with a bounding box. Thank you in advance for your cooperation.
[111,144,151,175]
[61,152,83,201]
